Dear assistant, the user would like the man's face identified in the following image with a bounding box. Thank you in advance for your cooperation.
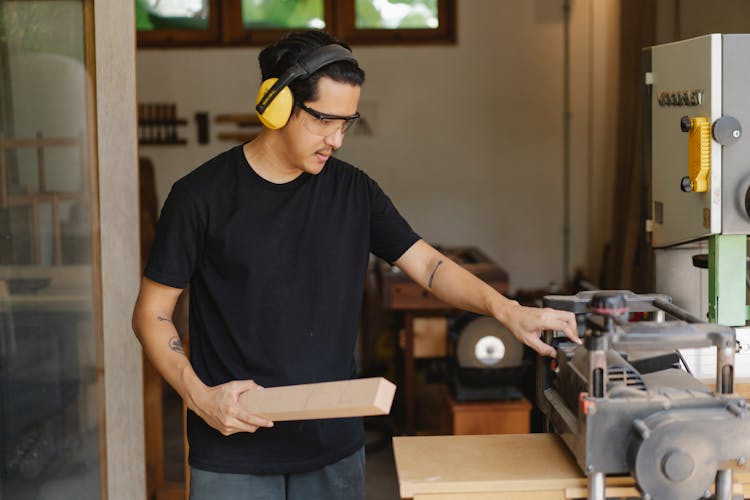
[280,76,361,175]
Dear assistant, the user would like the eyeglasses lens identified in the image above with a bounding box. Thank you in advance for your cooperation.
[299,104,359,136]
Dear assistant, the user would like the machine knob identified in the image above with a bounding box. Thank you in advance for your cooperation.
[680,115,692,132]
[680,176,693,192]
[712,115,742,146]
[588,292,628,316]
[745,186,750,219]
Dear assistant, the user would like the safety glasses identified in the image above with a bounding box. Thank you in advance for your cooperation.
[297,102,360,136]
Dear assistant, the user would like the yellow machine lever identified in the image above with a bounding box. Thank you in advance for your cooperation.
[680,116,711,193]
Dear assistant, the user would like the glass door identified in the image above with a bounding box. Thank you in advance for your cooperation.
[0,1,104,498]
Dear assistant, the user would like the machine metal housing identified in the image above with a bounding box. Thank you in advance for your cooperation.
[648,34,750,248]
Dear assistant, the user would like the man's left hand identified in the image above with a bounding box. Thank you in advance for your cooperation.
[498,301,580,357]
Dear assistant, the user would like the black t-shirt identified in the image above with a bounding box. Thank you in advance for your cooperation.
[144,144,420,474]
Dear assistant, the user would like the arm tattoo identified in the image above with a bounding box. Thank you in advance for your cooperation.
[157,315,173,324]
[428,260,444,288]
[169,336,185,355]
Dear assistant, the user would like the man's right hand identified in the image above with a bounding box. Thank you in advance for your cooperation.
[132,277,273,435]
[190,379,274,435]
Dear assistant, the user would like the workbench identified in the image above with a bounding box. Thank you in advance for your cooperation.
[378,246,508,435]
[393,433,750,499]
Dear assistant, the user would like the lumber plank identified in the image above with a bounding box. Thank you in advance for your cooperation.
[238,377,396,421]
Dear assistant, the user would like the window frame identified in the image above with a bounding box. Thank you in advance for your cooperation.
[336,0,456,45]
[136,0,456,48]
[136,0,221,47]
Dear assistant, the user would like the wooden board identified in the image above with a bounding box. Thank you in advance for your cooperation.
[393,433,750,499]
[735,382,750,400]
[399,317,449,358]
[214,113,262,127]
[393,434,591,498]
[413,492,566,499]
[238,377,396,421]
[216,132,259,143]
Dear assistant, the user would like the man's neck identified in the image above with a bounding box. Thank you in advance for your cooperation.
[243,132,303,184]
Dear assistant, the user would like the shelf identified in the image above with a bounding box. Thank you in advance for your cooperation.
[217,132,258,143]
[214,113,262,127]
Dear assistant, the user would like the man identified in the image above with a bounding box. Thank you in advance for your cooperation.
[132,29,579,500]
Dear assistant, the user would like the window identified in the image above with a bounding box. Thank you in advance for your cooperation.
[136,0,219,45]
[136,0,455,47]
[1,1,107,497]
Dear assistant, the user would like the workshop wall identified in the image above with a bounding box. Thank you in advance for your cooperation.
[135,0,620,292]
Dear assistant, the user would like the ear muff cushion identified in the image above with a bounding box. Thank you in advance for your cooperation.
[255,78,294,129]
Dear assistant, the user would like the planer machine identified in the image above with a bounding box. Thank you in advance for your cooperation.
[537,290,750,500]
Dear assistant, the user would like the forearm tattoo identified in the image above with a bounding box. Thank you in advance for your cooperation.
[428,260,443,288]
[157,315,184,355]
[169,336,185,355]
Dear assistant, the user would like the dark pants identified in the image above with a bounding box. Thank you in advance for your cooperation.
[189,446,365,500]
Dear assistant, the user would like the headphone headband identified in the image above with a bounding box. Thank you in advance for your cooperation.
[256,44,358,114]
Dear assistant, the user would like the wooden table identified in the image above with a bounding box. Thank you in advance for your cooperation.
[393,433,750,499]
[378,247,508,435]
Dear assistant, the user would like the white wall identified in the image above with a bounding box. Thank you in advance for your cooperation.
[136,0,621,292]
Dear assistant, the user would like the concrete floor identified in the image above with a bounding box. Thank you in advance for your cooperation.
[364,418,401,500]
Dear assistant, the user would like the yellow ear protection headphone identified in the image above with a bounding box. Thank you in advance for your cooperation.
[255,44,358,130]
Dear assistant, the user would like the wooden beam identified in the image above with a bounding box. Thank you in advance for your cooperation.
[216,132,259,143]
[238,377,396,421]
[214,113,262,127]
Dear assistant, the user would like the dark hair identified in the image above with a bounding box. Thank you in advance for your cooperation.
[258,30,365,104]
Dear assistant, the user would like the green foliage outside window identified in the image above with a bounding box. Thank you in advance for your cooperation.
[136,0,209,31]
[135,0,452,45]
[241,0,325,29]
[135,0,440,32]
[355,0,438,29]
[0,2,84,60]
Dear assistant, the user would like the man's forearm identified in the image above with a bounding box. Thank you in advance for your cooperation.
[133,308,205,409]
[394,241,579,355]
[395,240,515,320]
[423,256,516,320]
